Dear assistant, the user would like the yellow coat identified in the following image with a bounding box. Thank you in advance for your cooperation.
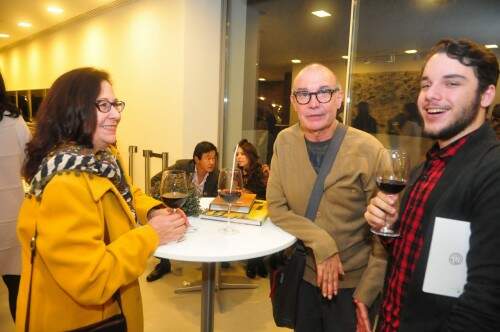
[16,158,161,331]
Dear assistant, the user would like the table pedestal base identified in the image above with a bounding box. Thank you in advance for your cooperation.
[175,263,257,294]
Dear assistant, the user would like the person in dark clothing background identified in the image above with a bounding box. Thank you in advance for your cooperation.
[352,101,378,134]
[146,141,219,282]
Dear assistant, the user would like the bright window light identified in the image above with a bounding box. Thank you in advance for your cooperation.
[312,10,331,18]
[18,22,32,28]
[291,59,302,64]
[485,44,498,49]
[0,33,10,38]
[258,77,266,81]
[404,49,418,54]
[47,6,64,14]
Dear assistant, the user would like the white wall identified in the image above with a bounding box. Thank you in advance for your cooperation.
[0,0,222,190]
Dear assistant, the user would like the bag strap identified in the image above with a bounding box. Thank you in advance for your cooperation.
[294,123,347,252]
[25,226,37,332]
[305,123,347,221]
[25,220,123,332]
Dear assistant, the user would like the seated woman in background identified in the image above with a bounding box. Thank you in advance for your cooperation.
[16,68,187,332]
[236,139,268,278]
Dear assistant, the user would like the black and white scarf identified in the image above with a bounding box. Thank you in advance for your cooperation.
[29,145,136,217]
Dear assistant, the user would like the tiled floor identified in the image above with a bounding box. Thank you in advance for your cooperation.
[0,258,288,331]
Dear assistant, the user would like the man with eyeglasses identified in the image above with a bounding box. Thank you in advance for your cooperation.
[267,63,387,332]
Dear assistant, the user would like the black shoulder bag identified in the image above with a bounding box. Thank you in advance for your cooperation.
[269,124,347,329]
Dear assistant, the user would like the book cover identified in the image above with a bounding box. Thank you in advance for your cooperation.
[209,193,256,213]
[200,199,268,226]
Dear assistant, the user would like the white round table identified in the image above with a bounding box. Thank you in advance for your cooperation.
[154,199,296,332]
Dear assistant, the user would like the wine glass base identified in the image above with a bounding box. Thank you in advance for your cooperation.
[371,227,400,238]
[218,225,239,235]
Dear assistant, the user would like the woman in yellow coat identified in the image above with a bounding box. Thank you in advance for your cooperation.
[16,68,188,331]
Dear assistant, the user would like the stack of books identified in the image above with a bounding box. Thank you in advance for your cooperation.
[200,193,268,226]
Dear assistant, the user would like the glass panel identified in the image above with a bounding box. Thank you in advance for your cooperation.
[224,0,352,166]
[31,89,46,120]
[6,91,17,108]
[17,90,31,122]
[352,0,500,167]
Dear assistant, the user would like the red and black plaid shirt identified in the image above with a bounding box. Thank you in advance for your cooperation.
[379,136,468,332]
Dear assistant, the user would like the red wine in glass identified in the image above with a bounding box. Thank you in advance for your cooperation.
[161,192,188,209]
[219,189,242,204]
[376,178,406,194]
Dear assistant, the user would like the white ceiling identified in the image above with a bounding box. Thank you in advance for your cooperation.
[0,0,120,49]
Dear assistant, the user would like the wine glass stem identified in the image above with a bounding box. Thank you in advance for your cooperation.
[227,203,232,226]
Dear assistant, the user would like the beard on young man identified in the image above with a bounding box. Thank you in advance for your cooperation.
[422,91,481,141]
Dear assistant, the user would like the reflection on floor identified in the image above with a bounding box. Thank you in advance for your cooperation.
[0,257,288,332]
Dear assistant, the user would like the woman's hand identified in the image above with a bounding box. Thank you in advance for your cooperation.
[364,191,399,230]
[148,210,188,244]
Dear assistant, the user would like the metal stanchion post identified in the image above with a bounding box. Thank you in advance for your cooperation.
[143,150,152,195]
[143,150,169,195]
[128,145,138,183]
[161,152,169,172]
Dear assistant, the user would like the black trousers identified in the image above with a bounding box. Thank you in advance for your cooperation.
[2,274,20,321]
[295,280,378,332]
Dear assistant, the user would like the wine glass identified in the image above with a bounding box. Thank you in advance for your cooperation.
[160,170,195,235]
[160,170,188,212]
[371,149,410,237]
[217,168,243,234]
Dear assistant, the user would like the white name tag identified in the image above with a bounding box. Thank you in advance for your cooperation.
[422,217,470,298]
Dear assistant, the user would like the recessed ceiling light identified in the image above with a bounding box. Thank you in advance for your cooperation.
[0,33,10,38]
[291,59,301,64]
[485,44,498,49]
[312,10,331,18]
[258,77,266,81]
[47,6,64,14]
[258,96,266,101]
[341,55,349,60]
[18,21,32,28]
[404,49,418,54]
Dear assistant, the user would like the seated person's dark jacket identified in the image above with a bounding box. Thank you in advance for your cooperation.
[150,159,218,198]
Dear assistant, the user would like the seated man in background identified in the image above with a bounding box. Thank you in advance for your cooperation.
[146,141,219,282]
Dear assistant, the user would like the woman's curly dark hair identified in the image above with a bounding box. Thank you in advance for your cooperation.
[23,67,110,182]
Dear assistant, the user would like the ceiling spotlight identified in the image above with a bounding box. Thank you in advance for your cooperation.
[485,44,498,49]
[0,33,10,38]
[258,96,266,101]
[47,6,64,14]
[341,55,349,60]
[258,77,266,81]
[18,21,32,28]
[291,59,302,64]
[312,10,331,18]
[404,49,418,54]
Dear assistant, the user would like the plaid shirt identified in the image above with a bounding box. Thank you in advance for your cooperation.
[379,136,468,332]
